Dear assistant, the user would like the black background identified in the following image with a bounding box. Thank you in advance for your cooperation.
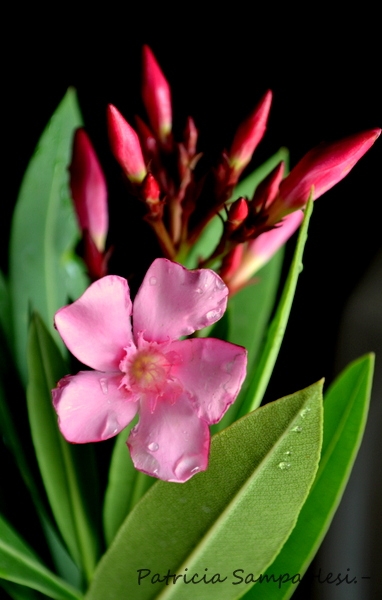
[3,6,381,597]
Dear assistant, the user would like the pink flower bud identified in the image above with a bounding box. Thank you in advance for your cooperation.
[229,90,272,173]
[277,128,381,214]
[69,129,108,252]
[227,211,303,293]
[142,45,172,144]
[107,104,147,183]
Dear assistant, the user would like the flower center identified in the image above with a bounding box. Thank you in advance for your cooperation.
[127,349,171,393]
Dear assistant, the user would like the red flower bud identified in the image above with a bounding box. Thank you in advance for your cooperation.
[69,129,108,252]
[277,128,381,215]
[107,104,147,183]
[142,45,172,144]
[229,90,272,173]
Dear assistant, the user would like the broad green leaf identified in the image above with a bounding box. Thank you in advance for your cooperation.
[0,513,82,600]
[27,313,99,582]
[212,248,284,433]
[179,147,289,270]
[103,421,156,547]
[86,380,323,600]
[242,353,374,600]
[238,196,313,417]
[9,88,87,384]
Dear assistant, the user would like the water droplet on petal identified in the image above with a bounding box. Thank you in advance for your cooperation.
[148,442,159,452]
[149,276,157,285]
[99,378,108,394]
[278,461,291,470]
[101,414,120,439]
[300,407,311,418]
[215,278,226,290]
[173,455,201,480]
[291,426,302,433]
[195,287,203,294]
[206,309,221,322]
[153,468,159,475]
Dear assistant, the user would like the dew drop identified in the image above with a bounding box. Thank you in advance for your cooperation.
[148,442,159,452]
[291,426,302,433]
[300,407,311,418]
[101,414,120,439]
[99,378,108,394]
[153,468,159,475]
[215,278,226,290]
[206,309,221,322]
[284,450,292,456]
[149,276,157,285]
[202,505,211,513]
[278,461,291,470]
[195,287,203,294]
[174,455,201,480]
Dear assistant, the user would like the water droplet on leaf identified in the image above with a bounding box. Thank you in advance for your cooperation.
[278,461,291,470]
[300,407,311,418]
[291,426,302,433]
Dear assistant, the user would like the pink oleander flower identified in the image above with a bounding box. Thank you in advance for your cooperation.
[142,45,172,144]
[70,129,108,252]
[107,104,147,183]
[269,128,381,222]
[52,259,247,483]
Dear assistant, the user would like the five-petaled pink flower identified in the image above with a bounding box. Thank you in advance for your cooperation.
[52,259,247,483]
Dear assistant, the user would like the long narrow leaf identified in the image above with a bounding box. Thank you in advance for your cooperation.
[86,380,323,600]
[0,514,82,600]
[27,313,99,582]
[9,88,87,384]
[102,421,155,547]
[212,248,284,433]
[242,353,374,600]
[238,196,313,416]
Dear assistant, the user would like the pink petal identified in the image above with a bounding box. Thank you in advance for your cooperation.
[127,393,210,482]
[169,338,247,424]
[52,371,138,443]
[133,258,228,342]
[55,276,134,371]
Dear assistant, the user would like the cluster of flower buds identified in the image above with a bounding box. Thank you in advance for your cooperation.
[70,45,380,292]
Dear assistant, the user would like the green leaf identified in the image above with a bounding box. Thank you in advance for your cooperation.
[9,88,87,384]
[238,196,313,417]
[0,579,43,599]
[234,147,289,199]
[242,353,374,600]
[0,513,83,600]
[102,421,156,547]
[212,248,284,433]
[86,380,323,600]
[0,270,12,348]
[26,313,99,582]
